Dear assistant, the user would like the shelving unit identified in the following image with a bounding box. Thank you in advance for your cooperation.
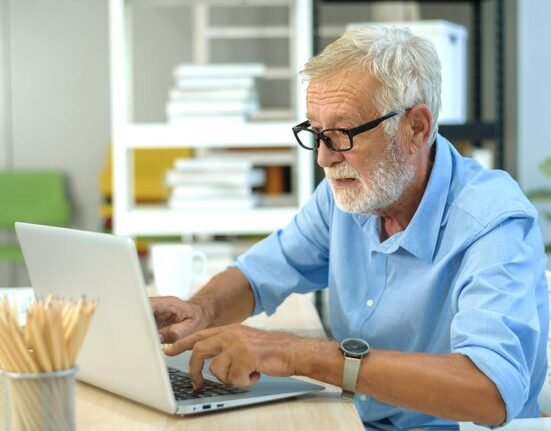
[313,0,505,168]
[109,0,314,237]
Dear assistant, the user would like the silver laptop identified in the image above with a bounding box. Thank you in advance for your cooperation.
[15,222,324,415]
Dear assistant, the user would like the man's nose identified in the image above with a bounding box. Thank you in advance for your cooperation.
[317,139,344,168]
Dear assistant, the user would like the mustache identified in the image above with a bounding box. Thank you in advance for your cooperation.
[324,164,360,180]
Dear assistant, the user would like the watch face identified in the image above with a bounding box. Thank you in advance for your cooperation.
[342,338,369,355]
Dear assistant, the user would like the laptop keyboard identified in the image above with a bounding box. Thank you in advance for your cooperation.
[168,367,248,401]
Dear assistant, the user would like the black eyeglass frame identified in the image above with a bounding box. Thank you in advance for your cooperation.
[292,111,400,152]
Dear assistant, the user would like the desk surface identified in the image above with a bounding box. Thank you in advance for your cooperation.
[75,293,364,430]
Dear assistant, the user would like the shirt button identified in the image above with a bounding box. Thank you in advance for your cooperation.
[360,395,367,401]
[366,299,374,307]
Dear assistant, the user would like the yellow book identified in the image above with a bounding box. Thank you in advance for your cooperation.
[99,146,193,201]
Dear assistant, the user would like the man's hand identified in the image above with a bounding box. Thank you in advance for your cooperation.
[163,324,303,389]
[150,296,211,343]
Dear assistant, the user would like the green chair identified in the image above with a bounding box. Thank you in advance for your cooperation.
[0,171,71,261]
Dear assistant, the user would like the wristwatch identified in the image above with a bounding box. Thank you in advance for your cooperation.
[340,337,370,399]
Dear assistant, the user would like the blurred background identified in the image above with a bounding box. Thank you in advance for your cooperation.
[0,0,549,289]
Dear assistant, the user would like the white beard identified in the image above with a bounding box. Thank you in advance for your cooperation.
[324,139,416,214]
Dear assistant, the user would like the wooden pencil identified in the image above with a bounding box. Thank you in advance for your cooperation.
[0,296,97,430]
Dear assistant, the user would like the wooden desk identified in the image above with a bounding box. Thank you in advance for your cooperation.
[75,294,364,430]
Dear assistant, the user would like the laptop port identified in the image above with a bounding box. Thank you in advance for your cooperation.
[202,404,211,410]
[216,404,224,408]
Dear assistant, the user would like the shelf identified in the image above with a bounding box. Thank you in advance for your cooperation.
[320,0,490,2]
[116,122,299,149]
[110,0,314,238]
[115,206,299,236]
[207,26,291,38]
[318,25,346,38]
[438,122,497,141]
[130,0,294,7]
[250,108,294,121]
[204,148,297,165]
[264,67,293,80]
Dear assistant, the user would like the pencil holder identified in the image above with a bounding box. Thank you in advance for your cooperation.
[1,367,77,431]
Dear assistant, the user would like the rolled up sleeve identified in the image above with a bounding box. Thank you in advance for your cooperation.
[234,181,333,316]
[451,213,548,423]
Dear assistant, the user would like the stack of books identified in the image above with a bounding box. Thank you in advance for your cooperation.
[165,157,266,210]
[166,63,266,125]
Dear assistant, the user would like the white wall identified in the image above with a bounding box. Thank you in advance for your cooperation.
[517,0,551,249]
[518,0,551,189]
[2,0,110,231]
[0,0,13,285]
[0,0,110,285]
[0,0,11,169]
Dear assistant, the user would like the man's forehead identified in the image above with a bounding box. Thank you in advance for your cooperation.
[306,70,379,107]
[306,70,380,121]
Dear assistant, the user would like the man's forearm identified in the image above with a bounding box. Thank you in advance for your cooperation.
[294,338,506,426]
[189,267,255,327]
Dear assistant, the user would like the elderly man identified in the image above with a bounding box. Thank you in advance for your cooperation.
[152,26,548,430]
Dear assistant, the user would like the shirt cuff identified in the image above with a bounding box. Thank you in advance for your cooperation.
[455,346,528,425]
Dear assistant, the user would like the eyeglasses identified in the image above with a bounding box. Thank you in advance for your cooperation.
[292,111,399,152]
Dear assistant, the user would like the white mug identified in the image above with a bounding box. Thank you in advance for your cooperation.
[150,243,207,298]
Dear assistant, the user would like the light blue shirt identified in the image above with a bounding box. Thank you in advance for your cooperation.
[234,135,549,430]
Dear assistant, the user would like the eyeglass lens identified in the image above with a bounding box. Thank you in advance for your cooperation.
[295,129,351,151]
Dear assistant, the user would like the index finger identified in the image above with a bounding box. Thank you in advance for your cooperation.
[188,337,224,389]
[164,327,226,356]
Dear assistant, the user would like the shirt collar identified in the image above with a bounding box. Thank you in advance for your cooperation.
[397,134,452,263]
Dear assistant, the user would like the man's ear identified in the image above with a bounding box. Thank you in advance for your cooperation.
[404,104,432,154]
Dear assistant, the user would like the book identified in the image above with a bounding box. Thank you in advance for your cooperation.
[167,115,247,126]
[175,77,256,91]
[165,168,266,188]
[169,88,255,102]
[165,99,259,117]
[173,158,253,172]
[264,166,287,195]
[173,63,266,80]
[170,185,253,200]
[202,149,295,166]
[168,194,261,211]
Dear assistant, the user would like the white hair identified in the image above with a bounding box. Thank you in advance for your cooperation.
[302,26,441,142]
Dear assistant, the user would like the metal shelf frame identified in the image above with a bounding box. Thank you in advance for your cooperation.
[312,0,505,168]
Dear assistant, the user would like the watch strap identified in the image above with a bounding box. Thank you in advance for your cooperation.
[341,355,361,399]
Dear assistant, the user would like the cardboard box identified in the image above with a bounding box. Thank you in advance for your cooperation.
[348,20,468,124]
